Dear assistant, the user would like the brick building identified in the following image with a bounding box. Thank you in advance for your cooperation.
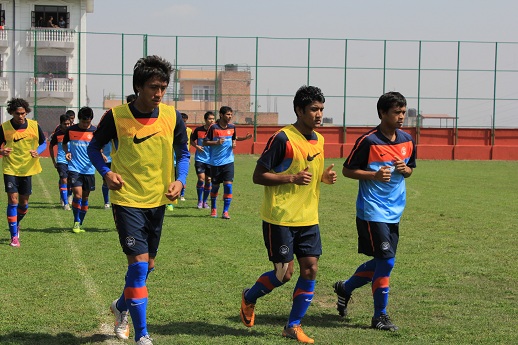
[103,63,279,125]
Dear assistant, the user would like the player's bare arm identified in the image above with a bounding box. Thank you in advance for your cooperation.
[165,180,183,201]
[203,137,225,146]
[104,170,124,190]
[236,133,252,141]
[1,147,12,156]
[321,164,337,184]
[253,164,312,186]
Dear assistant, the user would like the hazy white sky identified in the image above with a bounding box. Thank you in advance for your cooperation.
[88,1,518,42]
[85,1,518,126]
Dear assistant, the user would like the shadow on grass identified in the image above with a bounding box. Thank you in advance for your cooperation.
[224,311,373,330]
[15,226,115,234]
[0,331,112,345]
[151,321,267,337]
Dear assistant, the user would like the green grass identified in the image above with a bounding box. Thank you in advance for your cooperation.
[0,157,516,344]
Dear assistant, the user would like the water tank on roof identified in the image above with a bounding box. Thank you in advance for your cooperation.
[225,64,238,71]
[405,108,417,127]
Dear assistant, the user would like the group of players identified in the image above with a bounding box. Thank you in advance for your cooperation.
[0,54,415,344]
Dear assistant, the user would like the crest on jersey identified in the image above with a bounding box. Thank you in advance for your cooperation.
[279,245,289,256]
[126,236,136,248]
[401,147,407,156]
[381,242,390,251]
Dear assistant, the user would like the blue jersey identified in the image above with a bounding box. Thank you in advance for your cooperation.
[205,121,236,167]
[191,125,211,164]
[102,142,112,163]
[49,127,69,164]
[344,126,416,223]
[64,124,97,175]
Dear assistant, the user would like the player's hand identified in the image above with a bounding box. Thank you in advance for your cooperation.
[244,132,252,140]
[321,164,337,184]
[393,155,408,175]
[102,154,108,163]
[65,152,72,161]
[105,171,124,190]
[374,166,392,182]
[2,147,12,156]
[217,138,225,145]
[165,180,183,201]
[293,167,312,185]
[196,145,204,152]
[29,150,39,158]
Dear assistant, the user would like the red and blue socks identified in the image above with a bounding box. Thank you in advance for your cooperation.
[102,184,109,204]
[372,257,394,317]
[210,184,220,210]
[342,258,376,293]
[245,270,284,303]
[7,203,18,237]
[72,197,82,222]
[196,180,204,203]
[203,182,211,203]
[223,183,232,213]
[124,261,149,341]
[288,277,316,328]
[60,183,68,205]
[79,199,88,225]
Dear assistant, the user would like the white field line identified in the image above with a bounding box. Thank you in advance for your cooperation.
[35,174,123,344]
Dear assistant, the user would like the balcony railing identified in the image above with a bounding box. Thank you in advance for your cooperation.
[26,77,74,100]
[26,28,75,49]
[0,27,8,50]
[0,77,8,99]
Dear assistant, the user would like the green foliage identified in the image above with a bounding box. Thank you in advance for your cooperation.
[0,157,516,344]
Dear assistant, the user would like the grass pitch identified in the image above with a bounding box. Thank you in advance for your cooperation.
[0,156,516,344]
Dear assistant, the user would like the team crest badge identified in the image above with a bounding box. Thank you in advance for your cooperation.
[401,147,407,156]
[126,236,136,248]
[279,245,289,256]
[381,242,390,251]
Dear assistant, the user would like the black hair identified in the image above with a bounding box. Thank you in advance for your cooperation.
[77,106,94,120]
[219,106,233,115]
[65,109,75,117]
[126,94,137,103]
[377,92,407,119]
[181,112,188,120]
[7,98,31,114]
[204,111,214,120]
[60,114,70,124]
[293,85,325,116]
[133,55,173,95]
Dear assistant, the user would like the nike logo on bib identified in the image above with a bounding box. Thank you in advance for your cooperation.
[14,137,27,142]
[133,131,160,144]
[307,152,321,161]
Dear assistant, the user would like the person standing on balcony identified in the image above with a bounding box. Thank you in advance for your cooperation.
[0,98,47,247]
[58,17,66,28]
[47,16,59,28]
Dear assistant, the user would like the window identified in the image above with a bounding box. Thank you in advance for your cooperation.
[32,5,69,28]
[193,85,215,101]
[0,5,4,26]
[36,56,68,78]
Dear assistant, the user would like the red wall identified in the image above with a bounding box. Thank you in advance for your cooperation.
[44,125,518,161]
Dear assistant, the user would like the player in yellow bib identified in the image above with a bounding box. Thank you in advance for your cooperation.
[0,98,46,247]
[88,56,190,345]
[240,86,337,343]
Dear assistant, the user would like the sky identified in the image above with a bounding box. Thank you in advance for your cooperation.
[85,1,518,126]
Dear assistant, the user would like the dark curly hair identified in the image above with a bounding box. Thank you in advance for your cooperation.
[377,92,407,119]
[7,98,31,114]
[133,55,173,95]
[293,85,325,115]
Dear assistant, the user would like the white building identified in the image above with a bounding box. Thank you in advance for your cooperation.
[0,0,94,135]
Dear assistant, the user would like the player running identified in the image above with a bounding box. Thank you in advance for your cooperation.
[190,111,215,209]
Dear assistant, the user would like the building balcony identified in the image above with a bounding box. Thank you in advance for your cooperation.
[0,77,9,99]
[26,28,75,50]
[0,28,8,52]
[26,77,74,100]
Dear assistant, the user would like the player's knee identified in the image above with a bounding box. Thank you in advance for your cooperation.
[274,262,293,282]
